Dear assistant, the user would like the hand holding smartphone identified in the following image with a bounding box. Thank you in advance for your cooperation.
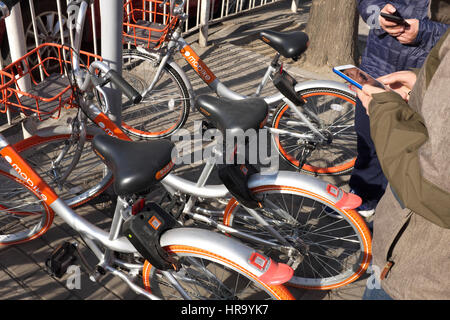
[380,11,409,26]
[332,65,388,90]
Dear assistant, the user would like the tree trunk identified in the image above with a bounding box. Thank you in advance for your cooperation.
[303,0,359,68]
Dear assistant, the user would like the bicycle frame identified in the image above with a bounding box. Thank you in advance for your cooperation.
[7,81,358,251]
[145,28,355,105]
[134,22,355,152]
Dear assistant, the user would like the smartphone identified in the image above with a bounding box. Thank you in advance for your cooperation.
[380,11,408,25]
[333,65,387,90]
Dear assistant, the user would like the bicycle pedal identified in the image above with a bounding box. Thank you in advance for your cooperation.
[45,242,78,278]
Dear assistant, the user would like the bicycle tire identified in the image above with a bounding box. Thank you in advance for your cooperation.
[142,246,295,300]
[12,134,113,208]
[0,170,54,245]
[272,88,357,175]
[121,49,191,139]
[223,184,372,290]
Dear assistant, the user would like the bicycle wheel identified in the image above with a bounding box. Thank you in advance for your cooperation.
[272,88,356,175]
[223,185,372,290]
[0,170,54,245]
[142,247,294,300]
[121,49,190,139]
[13,134,112,208]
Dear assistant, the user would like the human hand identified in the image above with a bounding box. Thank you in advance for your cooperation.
[379,4,405,37]
[396,19,419,44]
[356,85,387,116]
[378,71,417,101]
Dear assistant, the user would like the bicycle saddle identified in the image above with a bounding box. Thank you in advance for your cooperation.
[259,30,309,60]
[92,134,175,196]
[195,95,268,136]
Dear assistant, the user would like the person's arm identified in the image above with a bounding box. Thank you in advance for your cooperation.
[368,92,450,228]
[414,19,449,49]
[358,1,406,37]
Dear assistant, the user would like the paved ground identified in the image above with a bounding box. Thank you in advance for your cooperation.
[0,0,373,301]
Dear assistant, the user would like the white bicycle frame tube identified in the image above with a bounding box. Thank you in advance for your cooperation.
[279,97,327,141]
[161,155,350,208]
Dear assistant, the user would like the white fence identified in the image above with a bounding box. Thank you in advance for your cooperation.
[182,0,287,33]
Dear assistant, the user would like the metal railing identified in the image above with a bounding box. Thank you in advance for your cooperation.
[183,0,288,33]
[1,0,99,126]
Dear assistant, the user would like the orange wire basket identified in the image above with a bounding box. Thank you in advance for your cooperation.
[0,43,101,121]
[0,70,14,115]
[123,0,180,50]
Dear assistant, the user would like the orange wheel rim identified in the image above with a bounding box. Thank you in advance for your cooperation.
[223,185,372,290]
[273,92,356,174]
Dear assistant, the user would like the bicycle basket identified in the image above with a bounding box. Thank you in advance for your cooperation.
[0,70,14,115]
[123,0,180,50]
[1,43,101,121]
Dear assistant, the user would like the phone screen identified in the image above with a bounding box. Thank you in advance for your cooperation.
[333,66,387,90]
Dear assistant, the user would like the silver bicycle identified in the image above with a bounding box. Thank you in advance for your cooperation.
[121,0,357,175]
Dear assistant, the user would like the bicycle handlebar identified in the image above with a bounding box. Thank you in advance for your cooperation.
[104,70,142,105]
[66,1,141,105]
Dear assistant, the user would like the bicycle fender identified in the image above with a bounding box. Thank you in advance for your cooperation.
[159,227,293,285]
[167,59,195,112]
[294,80,356,96]
[265,80,355,105]
[247,170,361,210]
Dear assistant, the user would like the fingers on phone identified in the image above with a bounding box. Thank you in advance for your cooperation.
[384,4,397,13]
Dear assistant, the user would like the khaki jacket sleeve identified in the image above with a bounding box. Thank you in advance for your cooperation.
[369,92,450,228]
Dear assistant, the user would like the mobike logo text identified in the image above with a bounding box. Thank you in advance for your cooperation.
[155,159,175,180]
[98,121,118,138]
[181,46,216,85]
[4,155,48,201]
[94,115,130,141]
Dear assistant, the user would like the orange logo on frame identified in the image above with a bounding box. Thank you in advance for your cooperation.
[148,216,162,230]
[93,113,131,141]
[155,160,175,180]
[1,146,58,205]
[180,45,217,85]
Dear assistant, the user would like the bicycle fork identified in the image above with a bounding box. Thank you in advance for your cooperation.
[50,112,88,192]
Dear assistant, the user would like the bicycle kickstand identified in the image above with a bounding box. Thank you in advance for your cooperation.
[296,143,316,173]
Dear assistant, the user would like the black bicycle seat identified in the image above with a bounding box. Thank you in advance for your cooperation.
[195,95,268,136]
[259,30,309,60]
[92,134,175,196]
